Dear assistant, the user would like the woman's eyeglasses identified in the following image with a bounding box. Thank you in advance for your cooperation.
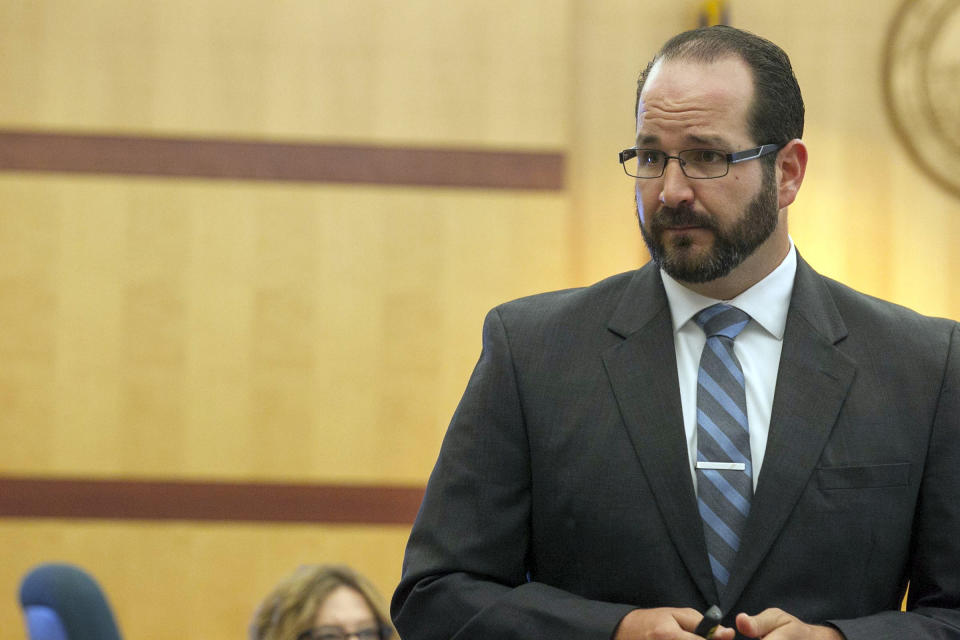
[297,625,393,640]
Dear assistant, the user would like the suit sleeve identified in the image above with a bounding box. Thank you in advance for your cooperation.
[391,308,635,640]
[829,322,960,639]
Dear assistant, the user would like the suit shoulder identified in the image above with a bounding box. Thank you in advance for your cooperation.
[823,276,954,325]
[820,275,958,349]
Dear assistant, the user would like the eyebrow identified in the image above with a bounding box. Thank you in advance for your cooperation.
[686,133,731,148]
[635,133,733,149]
[636,133,660,147]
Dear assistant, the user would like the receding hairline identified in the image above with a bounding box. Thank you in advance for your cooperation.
[641,51,753,95]
[638,55,757,123]
[636,52,761,149]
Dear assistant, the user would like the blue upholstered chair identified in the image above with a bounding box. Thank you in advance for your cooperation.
[19,563,123,640]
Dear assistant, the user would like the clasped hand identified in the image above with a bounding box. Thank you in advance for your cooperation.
[613,607,844,639]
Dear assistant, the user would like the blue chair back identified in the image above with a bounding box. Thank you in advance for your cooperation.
[19,563,123,640]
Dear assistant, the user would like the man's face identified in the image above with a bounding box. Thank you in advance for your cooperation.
[634,56,782,284]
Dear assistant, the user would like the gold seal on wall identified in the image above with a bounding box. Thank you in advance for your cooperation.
[884,0,960,198]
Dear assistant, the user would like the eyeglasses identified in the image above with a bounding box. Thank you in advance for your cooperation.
[618,144,783,179]
[296,625,393,640]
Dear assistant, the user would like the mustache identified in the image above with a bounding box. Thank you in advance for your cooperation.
[651,204,716,231]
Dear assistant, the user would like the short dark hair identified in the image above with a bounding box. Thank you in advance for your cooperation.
[635,25,804,148]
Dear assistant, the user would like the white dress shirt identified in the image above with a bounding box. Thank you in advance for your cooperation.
[661,240,797,492]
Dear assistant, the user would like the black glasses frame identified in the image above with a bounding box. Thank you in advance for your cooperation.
[296,625,393,640]
[618,143,784,179]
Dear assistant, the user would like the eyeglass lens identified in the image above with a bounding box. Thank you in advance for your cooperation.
[301,625,386,640]
[626,149,729,178]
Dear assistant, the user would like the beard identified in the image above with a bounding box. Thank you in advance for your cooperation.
[638,168,779,283]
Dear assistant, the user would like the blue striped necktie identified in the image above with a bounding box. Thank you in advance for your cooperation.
[694,303,752,592]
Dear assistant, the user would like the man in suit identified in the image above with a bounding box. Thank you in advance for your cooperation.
[391,25,960,640]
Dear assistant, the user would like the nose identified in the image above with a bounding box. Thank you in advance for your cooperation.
[659,158,695,209]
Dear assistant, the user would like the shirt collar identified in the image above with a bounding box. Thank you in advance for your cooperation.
[661,239,796,339]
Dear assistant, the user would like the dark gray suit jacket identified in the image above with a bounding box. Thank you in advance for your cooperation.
[392,255,960,639]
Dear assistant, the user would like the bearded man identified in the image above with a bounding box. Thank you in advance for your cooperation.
[392,25,960,640]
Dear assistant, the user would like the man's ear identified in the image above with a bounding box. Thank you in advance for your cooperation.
[776,139,807,209]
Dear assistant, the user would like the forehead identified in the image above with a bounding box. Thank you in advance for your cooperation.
[314,585,376,627]
[637,56,754,145]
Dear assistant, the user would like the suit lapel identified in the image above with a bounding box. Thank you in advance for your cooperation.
[602,265,718,605]
[721,256,857,611]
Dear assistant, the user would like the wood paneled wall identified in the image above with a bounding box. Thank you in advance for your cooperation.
[1,1,957,638]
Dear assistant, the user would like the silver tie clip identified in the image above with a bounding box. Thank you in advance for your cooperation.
[696,461,746,471]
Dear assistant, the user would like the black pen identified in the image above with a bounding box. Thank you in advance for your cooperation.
[694,605,723,639]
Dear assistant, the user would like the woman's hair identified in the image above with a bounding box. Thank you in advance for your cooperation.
[249,565,394,640]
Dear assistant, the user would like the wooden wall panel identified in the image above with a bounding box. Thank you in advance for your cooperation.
[0,175,568,481]
[0,1,570,147]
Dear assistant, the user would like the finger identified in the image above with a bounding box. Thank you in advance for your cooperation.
[736,613,760,638]
[708,626,737,640]
[615,608,727,640]
[673,607,707,631]
[736,609,795,637]
[680,608,735,640]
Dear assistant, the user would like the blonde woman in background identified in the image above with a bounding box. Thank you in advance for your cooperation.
[250,565,395,640]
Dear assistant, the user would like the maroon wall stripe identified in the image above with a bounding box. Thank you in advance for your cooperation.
[0,476,424,525]
[0,130,565,190]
